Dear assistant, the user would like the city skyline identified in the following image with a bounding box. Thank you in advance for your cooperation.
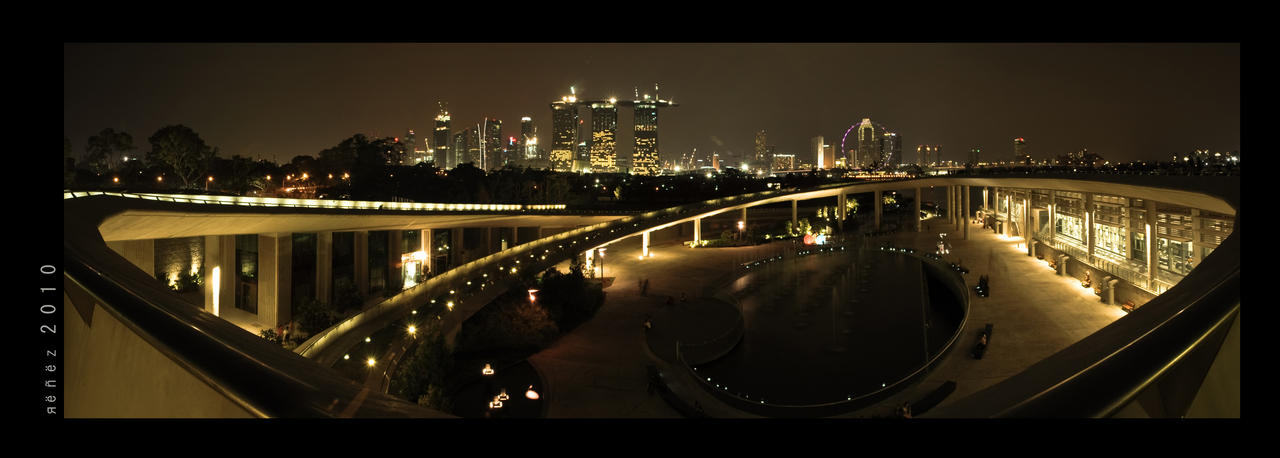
[63,43,1240,168]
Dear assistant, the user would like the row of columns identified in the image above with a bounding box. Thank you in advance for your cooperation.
[109,225,554,329]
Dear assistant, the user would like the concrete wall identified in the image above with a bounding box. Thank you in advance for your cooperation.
[63,279,253,418]
[105,239,155,277]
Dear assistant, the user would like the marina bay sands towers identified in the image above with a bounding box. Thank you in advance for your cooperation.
[549,85,677,174]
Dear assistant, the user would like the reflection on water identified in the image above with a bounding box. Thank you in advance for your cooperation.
[695,248,960,406]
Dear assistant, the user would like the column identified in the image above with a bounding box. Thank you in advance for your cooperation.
[511,226,519,246]
[946,186,953,226]
[791,199,798,226]
[452,227,464,268]
[1146,200,1157,288]
[874,189,882,231]
[422,229,433,276]
[914,187,922,232]
[693,218,702,245]
[1025,197,1033,256]
[388,230,402,292]
[1190,209,1202,266]
[1003,192,1011,238]
[1085,193,1095,263]
[316,231,332,305]
[837,193,846,231]
[485,227,493,256]
[741,207,748,228]
[202,235,235,317]
[1048,190,1056,245]
[964,185,971,240]
[257,233,291,327]
[983,187,989,211]
[642,231,650,257]
[353,231,369,297]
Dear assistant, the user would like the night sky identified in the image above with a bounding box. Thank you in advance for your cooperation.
[63,43,1240,167]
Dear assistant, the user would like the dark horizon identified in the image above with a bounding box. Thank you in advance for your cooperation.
[63,43,1240,167]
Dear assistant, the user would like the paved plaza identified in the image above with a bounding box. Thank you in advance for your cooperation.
[517,215,1133,418]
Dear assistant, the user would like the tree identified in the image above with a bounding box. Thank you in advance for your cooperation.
[85,128,136,175]
[146,125,218,189]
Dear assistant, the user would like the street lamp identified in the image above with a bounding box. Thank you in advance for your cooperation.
[206,175,213,191]
[597,248,607,278]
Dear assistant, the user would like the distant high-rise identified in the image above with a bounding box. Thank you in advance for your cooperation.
[772,153,795,171]
[822,144,835,169]
[916,145,941,166]
[451,129,470,167]
[811,136,825,169]
[434,102,451,169]
[482,118,502,170]
[881,132,901,166]
[754,130,768,166]
[765,145,776,172]
[857,118,878,167]
[969,147,981,166]
[549,94,579,172]
[633,100,660,175]
[1014,137,1029,165]
[519,117,536,161]
[590,100,618,173]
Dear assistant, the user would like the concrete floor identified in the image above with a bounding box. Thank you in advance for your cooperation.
[518,215,1132,417]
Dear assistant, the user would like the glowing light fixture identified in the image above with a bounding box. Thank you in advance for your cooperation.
[366,357,376,367]
[526,386,540,400]
[482,363,495,376]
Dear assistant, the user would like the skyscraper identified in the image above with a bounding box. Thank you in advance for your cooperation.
[590,99,618,173]
[520,117,536,161]
[881,132,901,166]
[969,147,981,166]
[451,129,469,167]
[811,136,825,169]
[482,118,502,170]
[754,130,768,166]
[434,102,451,169]
[633,100,660,175]
[1014,137,1029,165]
[855,118,890,168]
[916,145,941,166]
[549,94,578,172]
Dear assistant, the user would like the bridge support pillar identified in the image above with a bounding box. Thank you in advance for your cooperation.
[1004,193,1011,238]
[792,199,798,227]
[947,186,954,227]
[983,186,989,211]
[422,229,433,277]
[837,193,846,232]
[642,231,650,257]
[257,233,292,328]
[512,226,519,247]
[915,187,923,232]
[874,190,882,232]
[693,218,702,246]
[452,227,464,269]
[202,235,235,318]
[354,231,369,297]
[316,231,332,305]
[741,207,748,230]
[388,230,403,292]
[964,185,971,240]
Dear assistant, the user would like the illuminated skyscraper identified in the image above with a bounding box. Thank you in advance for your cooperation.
[482,118,502,170]
[1014,137,1029,164]
[969,147,981,166]
[549,93,579,172]
[811,136,825,169]
[881,132,901,166]
[451,129,469,167]
[520,117,537,161]
[916,145,942,166]
[434,102,451,169]
[754,130,768,166]
[633,100,660,175]
[590,99,618,173]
